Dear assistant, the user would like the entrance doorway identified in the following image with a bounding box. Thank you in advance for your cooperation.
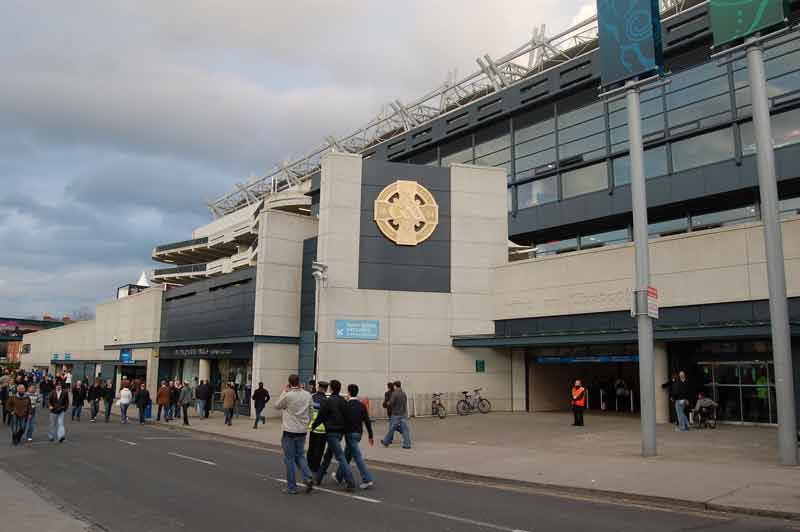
[698,361,776,424]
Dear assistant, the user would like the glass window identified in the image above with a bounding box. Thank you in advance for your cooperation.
[475,148,511,167]
[739,107,800,155]
[517,176,558,208]
[515,134,556,158]
[612,145,668,186]
[515,149,557,175]
[475,121,510,158]
[559,115,605,144]
[514,108,555,144]
[580,228,629,249]
[534,237,578,256]
[440,134,473,166]
[558,101,603,129]
[561,162,608,199]
[691,205,758,231]
[559,133,607,160]
[668,94,732,129]
[408,147,437,166]
[648,216,689,238]
[671,127,734,173]
[780,196,800,219]
[507,188,513,213]
[610,114,665,152]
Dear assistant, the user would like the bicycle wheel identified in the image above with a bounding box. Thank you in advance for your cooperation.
[437,404,447,419]
[456,400,469,416]
[478,398,491,414]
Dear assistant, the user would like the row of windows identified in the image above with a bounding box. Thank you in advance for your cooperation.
[401,32,800,213]
[509,197,800,261]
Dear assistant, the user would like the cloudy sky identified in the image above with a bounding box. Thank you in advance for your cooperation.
[0,0,592,319]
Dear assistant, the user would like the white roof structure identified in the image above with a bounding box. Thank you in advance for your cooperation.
[137,271,151,288]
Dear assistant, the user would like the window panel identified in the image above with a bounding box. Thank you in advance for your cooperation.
[515,108,555,144]
[559,133,606,160]
[561,162,608,199]
[612,145,668,186]
[739,107,800,155]
[475,148,511,167]
[668,61,726,93]
[514,135,555,158]
[671,127,734,173]
[515,149,556,174]
[517,176,558,208]
[691,205,758,231]
[668,94,732,128]
[780,196,800,219]
[648,216,689,238]
[408,147,438,166]
[558,101,603,129]
[535,237,578,256]
[440,134,473,166]
[580,228,629,249]
[507,188,514,213]
[559,116,605,144]
[611,115,665,146]
[475,121,510,158]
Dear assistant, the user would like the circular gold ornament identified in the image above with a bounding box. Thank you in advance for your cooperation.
[373,180,439,246]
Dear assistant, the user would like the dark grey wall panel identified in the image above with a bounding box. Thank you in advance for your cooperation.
[358,160,451,293]
[160,267,256,342]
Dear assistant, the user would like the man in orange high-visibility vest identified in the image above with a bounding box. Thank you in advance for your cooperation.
[571,379,586,427]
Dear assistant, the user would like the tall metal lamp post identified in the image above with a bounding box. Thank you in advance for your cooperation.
[311,261,328,381]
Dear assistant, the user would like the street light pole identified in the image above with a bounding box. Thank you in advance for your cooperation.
[626,80,657,458]
[745,37,798,466]
[311,261,328,382]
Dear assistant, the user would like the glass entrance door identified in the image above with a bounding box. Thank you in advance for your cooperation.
[698,361,775,424]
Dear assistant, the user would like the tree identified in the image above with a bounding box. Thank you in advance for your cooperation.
[69,307,95,321]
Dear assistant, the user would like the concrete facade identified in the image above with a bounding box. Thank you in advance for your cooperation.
[314,153,514,411]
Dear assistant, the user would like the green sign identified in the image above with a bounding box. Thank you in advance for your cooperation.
[709,0,790,47]
[476,359,485,373]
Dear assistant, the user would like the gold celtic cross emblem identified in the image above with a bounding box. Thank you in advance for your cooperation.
[373,180,439,246]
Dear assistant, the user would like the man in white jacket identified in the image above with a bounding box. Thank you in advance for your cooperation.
[274,374,314,495]
[119,385,132,424]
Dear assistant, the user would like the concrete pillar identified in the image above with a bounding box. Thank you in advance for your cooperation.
[146,350,159,394]
[511,348,527,412]
[654,341,669,424]
[198,359,210,383]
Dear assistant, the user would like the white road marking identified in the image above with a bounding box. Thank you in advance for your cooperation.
[141,436,187,440]
[425,511,531,532]
[272,478,381,503]
[116,439,138,446]
[167,452,217,466]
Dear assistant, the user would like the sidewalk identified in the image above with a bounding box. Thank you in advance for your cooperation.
[126,407,800,519]
[0,469,89,532]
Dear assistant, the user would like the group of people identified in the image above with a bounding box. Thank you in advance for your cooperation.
[275,375,412,494]
[663,370,717,430]
[154,380,194,425]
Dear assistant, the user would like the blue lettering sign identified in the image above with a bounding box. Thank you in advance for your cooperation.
[63,353,72,361]
[51,353,59,361]
[335,319,380,340]
[537,355,639,364]
[597,0,664,86]
[120,348,133,364]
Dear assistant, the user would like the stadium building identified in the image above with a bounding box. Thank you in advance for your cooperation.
[23,0,800,423]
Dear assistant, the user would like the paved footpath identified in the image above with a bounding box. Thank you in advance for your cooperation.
[1,419,798,532]
[124,407,800,519]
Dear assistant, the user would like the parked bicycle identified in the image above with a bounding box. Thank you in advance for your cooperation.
[456,388,491,416]
[431,393,447,419]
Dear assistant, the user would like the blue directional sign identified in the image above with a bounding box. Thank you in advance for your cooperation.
[63,353,72,361]
[335,319,380,340]
[51,353,59,361]
[537,355,639,364]
[119,348,133,364]
[597,0,664,87]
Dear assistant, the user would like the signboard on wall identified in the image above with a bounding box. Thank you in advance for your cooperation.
[537,355,639,364]
[335,320,380,340]
[119,348,133,364]
[597,0,664,87]
[64,353,72,361]
[476,359,486,373]
[709,0,790,47]
[51,353,59,361]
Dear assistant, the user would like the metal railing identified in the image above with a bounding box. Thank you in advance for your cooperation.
[153,263,208,276]
[154,237,209,253]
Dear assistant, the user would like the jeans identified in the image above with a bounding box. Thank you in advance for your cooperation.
[224,408,234,425]
[316,433,355,486]
[104,401,112,422]
[381,416,411,448]
[71,404,83,421]
[41,391,50,408]
[197,399,205,417]
[157,404,169,421]
[91,399,100,420]
[120,403,129,423]
[281,432,312,493]
[25,409,36,440]
[336,432,373,484]
[173,403,180,419]
[253,406,265,428]
[675,399,690,430]
[48,412,65,441]
[11,415,26,445]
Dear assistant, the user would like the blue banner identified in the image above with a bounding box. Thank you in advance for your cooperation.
[51,353,59,361]
[119,348,133,364]
[597,0,664,86]
[63,353,72,361]
[335,319,380,340]
[537,355,639,364]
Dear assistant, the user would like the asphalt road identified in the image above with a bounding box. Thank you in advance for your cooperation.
[0,418,797,532]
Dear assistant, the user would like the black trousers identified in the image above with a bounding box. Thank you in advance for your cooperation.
[182,405,189,425]
[157,404,168,421]
[307,432,327,472]
[572,405,585,426]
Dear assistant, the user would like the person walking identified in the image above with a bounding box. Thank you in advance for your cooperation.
[382,382,394,417]
[222,383,236,426]
[135,384,151,425]
[310,379,356,490]
[251,382,270,429]
[119,383,132,424]
[7,384,32,445]
[672,371,692,431]
[156,381,170,422]
[571,379,586,427]
[380,380,411,449]
[339,384,374,489]
[178,381,192,426]
[48,382,69,443]
[274,374,314,495]
[64,370,72,391]
[196,380,211,418]
[170,381,181,421]
[102,381,114,422]
[39,376,52,409]
[24,384,40,442]
[71,381,86,422]
[307,381,328,474]
[87,379,102,423]
[1,369,11,425]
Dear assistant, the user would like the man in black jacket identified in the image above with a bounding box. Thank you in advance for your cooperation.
[310,379,355,490]
[71,381,86,422]
[196,380,212,418]
[337,384,374,489]
[307,381,328,475]
[87,380,102,422]
[134,384,151,425]
[672,371,692,431]
[251,382,270,429]
[48,383,69,442]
